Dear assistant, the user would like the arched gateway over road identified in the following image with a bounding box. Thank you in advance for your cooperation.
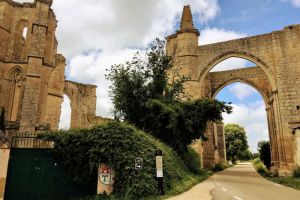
[166,5,300,175]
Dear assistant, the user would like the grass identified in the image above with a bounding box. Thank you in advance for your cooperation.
[252,158,300,190]
[265,176,300,190]
[77,171,212,200]
[153,171,212,200]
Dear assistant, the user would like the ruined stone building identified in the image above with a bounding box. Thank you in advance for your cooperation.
[1,0,300,177]
[0,0,100,134]
[167,5,300,175]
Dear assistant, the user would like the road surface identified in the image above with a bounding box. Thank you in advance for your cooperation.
[167,163,300,200]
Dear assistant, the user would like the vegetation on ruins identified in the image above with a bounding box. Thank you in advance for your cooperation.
[106,38,232,155]
[224,124,249,163]
[39,122,210,199]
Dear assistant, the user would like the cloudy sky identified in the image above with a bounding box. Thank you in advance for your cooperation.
[16,0,300,152]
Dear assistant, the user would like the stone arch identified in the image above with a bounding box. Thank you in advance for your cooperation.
[211,79,269,104]
[167,6,300,173]
[64,81,97,129]
[198,51,277,91]
[201,57,280,171]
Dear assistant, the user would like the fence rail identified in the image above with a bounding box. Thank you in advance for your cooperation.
[0,134,53,149]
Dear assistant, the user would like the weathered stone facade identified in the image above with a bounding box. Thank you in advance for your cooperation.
[167,5,300,175]
[0,0,100,134]
[0,1,103,198]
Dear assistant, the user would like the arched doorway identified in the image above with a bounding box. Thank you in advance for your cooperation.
[215,82,269,159]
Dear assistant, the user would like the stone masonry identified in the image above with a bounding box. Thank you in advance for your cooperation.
[0,1,105,198]
[167,5,300,175]
[0,0,101,133]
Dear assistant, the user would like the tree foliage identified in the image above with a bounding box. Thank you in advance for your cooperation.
[106,38,232,154]
[143,99,231,153]
[225,124,249,163]
[258,140,271,169]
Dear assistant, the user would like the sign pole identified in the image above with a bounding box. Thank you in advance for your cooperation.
[155,150,164,195]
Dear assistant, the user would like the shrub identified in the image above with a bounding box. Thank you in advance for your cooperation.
[294,167,300,178]
[180,148,202,175]
[253,160,270,176]
[252,158,260,165]
[39,122,195,199]
[212,163,226,172]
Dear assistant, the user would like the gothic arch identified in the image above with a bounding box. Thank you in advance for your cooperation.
[13,20,29,61]
[198,51,277,91]
[6,66,25,121]
[211,79,269,104]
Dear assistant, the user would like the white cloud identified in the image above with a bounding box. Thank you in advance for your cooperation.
[281,0,300,7]
[210,58,249,72]
[50,0,221,123]
[200,27,246,46]
[222,101,269,153]
[59,95,71,130]
[228,83,257,100]
[291,0,300,7]
[68,48,138,118]
[200,28,251,72]
[51,0,220,58]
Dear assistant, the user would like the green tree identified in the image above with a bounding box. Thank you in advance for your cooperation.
[225,124,249,163]
[106,38,232,154]
[258,141,271,169]
[237,149,253,161]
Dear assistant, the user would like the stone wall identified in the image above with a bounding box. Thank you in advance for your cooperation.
[167,5,300,174]
[0,0,100,133]
[64,81,97,129]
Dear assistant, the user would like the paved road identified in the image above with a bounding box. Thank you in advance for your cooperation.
[167,163,300,200]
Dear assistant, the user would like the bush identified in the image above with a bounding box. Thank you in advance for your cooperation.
[212,163,227,172]
[294,168,300,178]
[39,122,197,200]
[253,160,270,176]
[180,148,202,175]
[252,158,260,165]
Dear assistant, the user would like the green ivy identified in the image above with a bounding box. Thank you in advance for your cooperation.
[39,122,196,199]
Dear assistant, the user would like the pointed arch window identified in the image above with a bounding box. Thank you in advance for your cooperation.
[8,67,24,122]
[14,20,29,61]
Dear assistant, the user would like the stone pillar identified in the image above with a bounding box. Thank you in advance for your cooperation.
[190,139,204,168]
[216,122,226,163]
[19,58,43,132]
[203,123,216,168]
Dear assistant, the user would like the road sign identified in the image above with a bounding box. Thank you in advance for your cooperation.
[135,158,143,170]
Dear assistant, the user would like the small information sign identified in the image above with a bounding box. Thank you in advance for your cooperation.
[135,158,143,170]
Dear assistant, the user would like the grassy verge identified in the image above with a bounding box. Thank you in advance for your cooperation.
[252,158,300,190]
[152,171,212,200]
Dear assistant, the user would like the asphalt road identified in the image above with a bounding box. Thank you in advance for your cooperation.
[167,163,300,200]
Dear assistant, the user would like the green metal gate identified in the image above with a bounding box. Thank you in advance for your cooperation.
[4,136,96,200]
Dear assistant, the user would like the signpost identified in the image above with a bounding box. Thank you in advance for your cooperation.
[155,150,164,195]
